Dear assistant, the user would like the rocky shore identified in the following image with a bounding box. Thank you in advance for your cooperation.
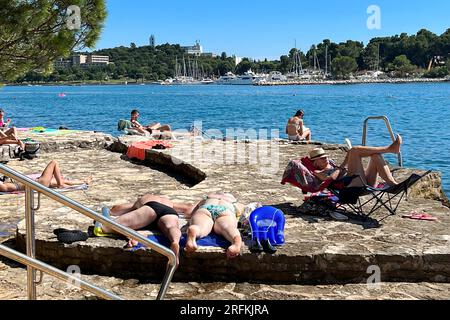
[1,131,450,300]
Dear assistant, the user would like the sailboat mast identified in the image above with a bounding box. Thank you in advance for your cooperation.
[175,57,178,77]
[376,43,380,71]
[299,49,303,74]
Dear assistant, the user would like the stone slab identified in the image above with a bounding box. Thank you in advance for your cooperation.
[3,138,449,285]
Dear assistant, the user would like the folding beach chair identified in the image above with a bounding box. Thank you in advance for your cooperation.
[327,170,432,219]
[281,157,432,220]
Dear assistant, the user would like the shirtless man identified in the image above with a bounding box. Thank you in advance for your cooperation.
[286,109,311,141]
[94,194,195,267]
[130,109,172,135]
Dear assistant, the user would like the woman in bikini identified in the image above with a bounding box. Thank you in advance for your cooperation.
[0,160,92,192]
[185,192,245,259]
[286,109,312,142]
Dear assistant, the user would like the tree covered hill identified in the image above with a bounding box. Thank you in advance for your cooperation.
[14,28,450,83]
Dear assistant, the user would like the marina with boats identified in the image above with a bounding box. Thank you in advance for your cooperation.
[159,43,449,86]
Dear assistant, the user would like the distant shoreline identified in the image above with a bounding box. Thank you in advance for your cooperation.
[4,77,449,87]
[255,77,450,86]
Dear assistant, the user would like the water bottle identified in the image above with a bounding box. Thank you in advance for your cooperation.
[101,205,110,219]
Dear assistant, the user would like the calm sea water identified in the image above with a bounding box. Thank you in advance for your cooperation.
[1,83,449,195]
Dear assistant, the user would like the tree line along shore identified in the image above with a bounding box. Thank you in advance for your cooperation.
[7,28,450,84]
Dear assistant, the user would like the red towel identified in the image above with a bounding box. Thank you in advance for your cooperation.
[126,141,173,161]
[281,157,333,193]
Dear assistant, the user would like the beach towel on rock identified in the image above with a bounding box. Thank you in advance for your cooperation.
[131,232,231,251]
[126,140,174,161]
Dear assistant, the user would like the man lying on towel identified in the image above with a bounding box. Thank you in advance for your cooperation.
[130,109,172,135]
[0,160,92,193]
[93,194,196,268]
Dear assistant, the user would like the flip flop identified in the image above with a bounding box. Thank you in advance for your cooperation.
[93,207,115,237]
[402,212,437,221]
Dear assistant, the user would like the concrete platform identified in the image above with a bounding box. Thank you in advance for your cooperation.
[2,133,448,286]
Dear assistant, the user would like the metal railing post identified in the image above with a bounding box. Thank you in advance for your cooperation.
[0,163,177,300]
[157,263,177,300]
[25,187,37,300]
[0,244,123,300]
[362,116,403,167]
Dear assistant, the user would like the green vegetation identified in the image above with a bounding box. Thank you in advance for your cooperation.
[332,56,358,79]
[389,55,416,77]
[0,0,107,82]
[12,27,450,83]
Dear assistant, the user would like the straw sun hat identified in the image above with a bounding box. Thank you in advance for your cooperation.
[309,148,329,161]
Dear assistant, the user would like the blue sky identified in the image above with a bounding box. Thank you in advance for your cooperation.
[95,0,450,60]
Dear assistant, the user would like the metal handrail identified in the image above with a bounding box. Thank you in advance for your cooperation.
[0,164,177,300]
[362,116,403,167]
[0,244,123,300]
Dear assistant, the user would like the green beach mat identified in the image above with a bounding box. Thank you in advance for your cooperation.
[31,127,80,135]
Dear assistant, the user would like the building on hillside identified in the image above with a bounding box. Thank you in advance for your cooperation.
[86,55,110,66]
[150,35,156,48]
[182,41,203,56]
[54,54,110,69]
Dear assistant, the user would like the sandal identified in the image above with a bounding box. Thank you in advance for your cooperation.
[93,207,115,237]
[402,212,437,221]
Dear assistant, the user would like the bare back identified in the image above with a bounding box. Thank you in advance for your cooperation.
[286,117,303,136]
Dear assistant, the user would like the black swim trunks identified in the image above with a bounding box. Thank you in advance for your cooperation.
[145,201,179,219]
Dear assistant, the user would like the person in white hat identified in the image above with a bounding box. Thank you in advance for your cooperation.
[311,134,403,187]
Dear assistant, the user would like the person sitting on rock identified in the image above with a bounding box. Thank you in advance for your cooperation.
[0,108,25,150]
[286,109,312,142]
[130,109,172,135]
[94,194,195,267]
[0,160,93,192]
[185,192,245,259]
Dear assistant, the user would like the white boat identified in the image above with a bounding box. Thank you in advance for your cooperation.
[234,70,267,85]
[267,71,287,82]
[172,76,195,85]
[215,72,237,85]
[216,70,266,85]
[232,73,254,85]
[200,78,215,85]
